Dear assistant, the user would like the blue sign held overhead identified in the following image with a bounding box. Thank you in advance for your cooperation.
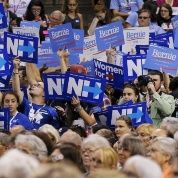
[48,23,75,53]
[95,21,125,51]
[127,108,143,122]
[4,32,38,63]
[0,56,6,68]
[0,49,10,76]
[63,73,106,104]
[144,45,178,76]
[0,3,7,29]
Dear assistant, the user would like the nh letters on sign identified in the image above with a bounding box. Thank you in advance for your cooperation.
[43,73,66,101]
[123,54,148,81]
[0,108,10,131]
[4,32,38,63]
[63,73,106,104]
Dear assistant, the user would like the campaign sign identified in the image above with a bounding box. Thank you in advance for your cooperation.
[95,21,124,51]
[155,32,174,48]
[122,27,149,54]
[20,21,40,29]
[149,39,168,47]
[0,108,10,131]
[63,73,106,104]
[93,59,124,88]
[136,45,149,54]
[4,32,38,63]
[43,73,66,101]
[70,29,84,54]
[123,54,148,81]
[174,27,178,49]
[48,23,75,53]
[172,15,178,29]
[0,49,10,76]
[0,3,7,29]
[144,45,178,76]
[107,102,147,127]
[37,41,60,68]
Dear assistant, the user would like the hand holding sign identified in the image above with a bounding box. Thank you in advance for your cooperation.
[71,96,81,108]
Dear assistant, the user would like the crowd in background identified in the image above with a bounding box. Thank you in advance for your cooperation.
[0,0,178,178]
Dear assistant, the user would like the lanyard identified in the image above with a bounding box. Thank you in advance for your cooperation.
[9,111,19,128]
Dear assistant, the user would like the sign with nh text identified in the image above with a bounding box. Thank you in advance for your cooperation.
[122,27,149,54]
[4,32,38,63]
[0,3,7,29]
[123,54,148,81]
[0,108,10,131]
[48,23,75,52]
[107,102,147,127]
[43,73,66,101]
[94,59,124,88]
[144,45,178,76]
[20,21,41,29]
[95,21,124,51]
[63,73,106,104]
[70,29,84,54]
[0,49,10,76]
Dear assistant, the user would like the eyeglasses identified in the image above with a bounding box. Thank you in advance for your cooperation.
[138,16,150,19]
[32,8,41,12]
[68,3,77,6]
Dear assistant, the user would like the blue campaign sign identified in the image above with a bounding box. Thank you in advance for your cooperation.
[48,23,75,52]
[4,32,38,63]
[93,59,124,88]
[80,60,95,76]
[20,21,40,29]
[70,29,84,54]
[107,102,147,127]
[63,73,106,104]
[37,41,60,68]
[172,15,178,29]
[0,49,10,76]
[150,39,168,47]
[43,73,66,101]
[144,45,178,76]
[123,54,148,82]
[95,21,124,51]
[174,27,178,49]
[0,108,10,131]
[136,45,149,54]
[155,31,174,48]
[0,3,7,29]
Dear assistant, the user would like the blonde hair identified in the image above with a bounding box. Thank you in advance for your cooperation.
[95,147,118,169]
[136,124,156,136]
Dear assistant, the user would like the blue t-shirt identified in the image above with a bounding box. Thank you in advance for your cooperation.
[10,112,34,130]
[110,0,143,13]
[21,97,60,129]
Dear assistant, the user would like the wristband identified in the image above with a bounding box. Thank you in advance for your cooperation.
[74,105,83,113]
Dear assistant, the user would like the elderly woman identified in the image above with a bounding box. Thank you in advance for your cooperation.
[123,155,163,178]
[81,134,110,173]
[148,137,177,178]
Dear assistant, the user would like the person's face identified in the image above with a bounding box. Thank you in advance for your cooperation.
[148,74,162,92]
[115,120,131,138]
[96,0,105,5]
[81,144,95,169]
[170,162,178,178]
[148,142,168,167]
[137,128,151,147]
[3,94,18,114]
[90,149,103,170]
[160,7,170,20]
[49,13,64,27]
[29,82,44,97]
[31,5,41,17]
[123,87,138,103]
[67,0,77,12]
[50,149,64,162]
[138,12,150,27]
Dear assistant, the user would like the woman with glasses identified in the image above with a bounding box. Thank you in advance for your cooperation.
[24,0,48,42]
[157,3,173,31]
[63,0,83,29]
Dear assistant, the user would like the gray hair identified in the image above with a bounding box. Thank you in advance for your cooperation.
[124,155,163,178]
[160,117,178,135]
[82,134,111,149]
[0,149,39,178]
[15,134,48,160]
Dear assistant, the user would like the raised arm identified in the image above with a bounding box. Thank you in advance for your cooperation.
[57,49,69,73]
[12,58,23,104]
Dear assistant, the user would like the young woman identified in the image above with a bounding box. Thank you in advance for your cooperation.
[2,92,34,130]
[63,0,83,29]
[24,0,48,41]
[157,3,173,31]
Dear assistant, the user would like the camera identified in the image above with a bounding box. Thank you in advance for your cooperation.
[137,75,154,87]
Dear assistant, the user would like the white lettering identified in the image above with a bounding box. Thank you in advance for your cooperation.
[99,27,119,38]
[47,78,62,95]
[152,49,176,61]
[51,29,69,39]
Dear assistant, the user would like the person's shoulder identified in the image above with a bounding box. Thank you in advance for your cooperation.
[16,112,29,119]
[77,13,83,18]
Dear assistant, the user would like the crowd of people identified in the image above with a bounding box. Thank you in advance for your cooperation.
[0,0,178,177]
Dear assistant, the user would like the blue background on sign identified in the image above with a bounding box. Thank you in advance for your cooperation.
[48,23,75,52]
[0,49,10,76]
[0,3,7,29]
[95,21,124,51]
[0,108,10,131]
[20,21,40,29]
